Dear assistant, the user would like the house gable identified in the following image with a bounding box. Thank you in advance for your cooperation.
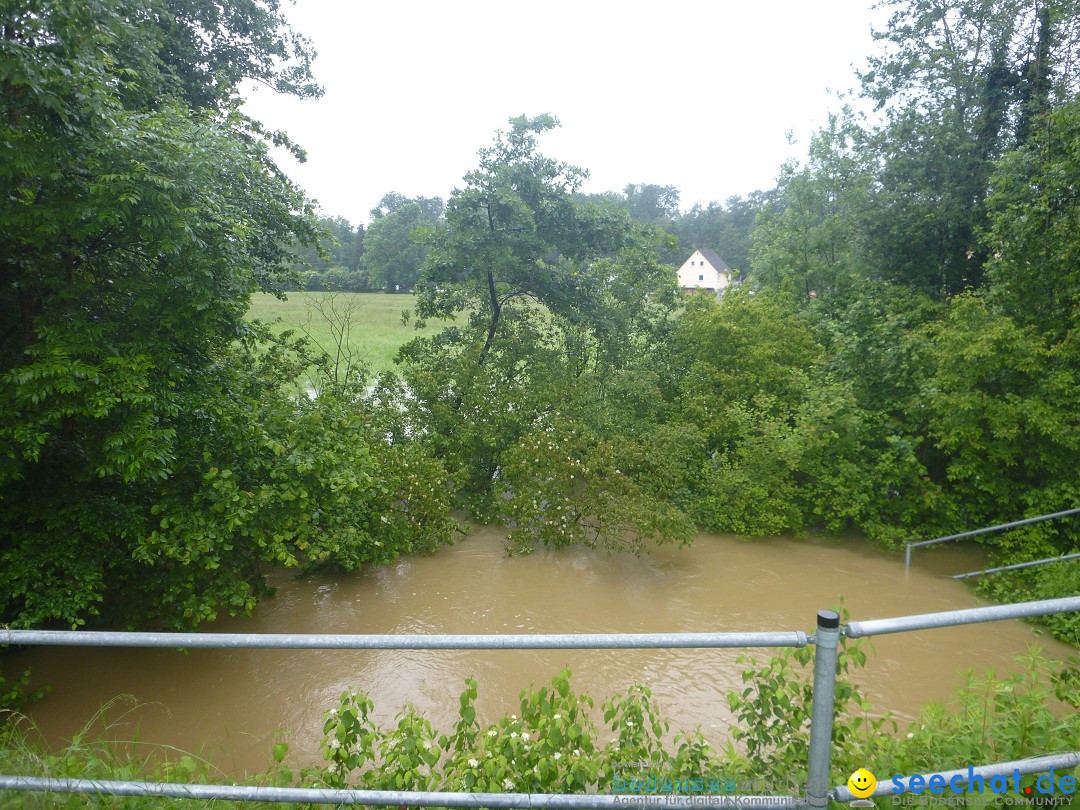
[677,249,733,293]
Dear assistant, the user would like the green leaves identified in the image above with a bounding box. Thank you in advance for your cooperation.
[395,115,689,552]
[310,653,1080,798]
[362,194,443,293]
[984,99,1080,343]
[0,2,460,630]
[924,295,1080,563]
[500,418,694,554]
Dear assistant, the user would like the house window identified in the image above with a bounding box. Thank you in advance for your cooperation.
[698,274,704,281]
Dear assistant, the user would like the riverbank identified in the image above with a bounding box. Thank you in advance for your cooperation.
[10,529,1075,776]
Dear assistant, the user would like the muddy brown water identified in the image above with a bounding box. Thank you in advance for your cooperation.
[12,528,1076,775]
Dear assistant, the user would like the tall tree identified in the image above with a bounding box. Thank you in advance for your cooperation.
[0,1,457,629]
[622,183,680,224]
[400,116,691,550]
[751,113,874,302]
[362,193,444,293]
[858,0,1080,295]
[984,99,1080,341]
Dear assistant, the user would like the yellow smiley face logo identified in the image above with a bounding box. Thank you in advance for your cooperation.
[848,768,877,798]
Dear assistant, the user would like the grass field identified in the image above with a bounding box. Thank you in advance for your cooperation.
[247,292,446,375]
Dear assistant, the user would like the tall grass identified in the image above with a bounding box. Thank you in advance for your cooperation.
[247,292,445,376]
[0,698,293,809]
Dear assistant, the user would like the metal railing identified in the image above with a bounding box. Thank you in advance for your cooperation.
[2,596,1079,808]
[952,551,1080,580]
[904,507,1080,569]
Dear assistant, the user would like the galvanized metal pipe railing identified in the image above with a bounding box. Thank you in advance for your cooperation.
[0,629,809,650]
[806,611,840,810]
[904,507,1080,569]
[0,626,816,808]
[0,778,803,808]
[844,595,1080,639]
[952,551,1080,580]
[2,596,1080,808]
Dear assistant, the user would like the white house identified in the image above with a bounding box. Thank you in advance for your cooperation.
[677,248,734,294]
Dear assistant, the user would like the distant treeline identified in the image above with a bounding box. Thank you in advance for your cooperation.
[292,186,764,292]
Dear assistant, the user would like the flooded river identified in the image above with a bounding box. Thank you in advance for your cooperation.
[13,527,1076,775]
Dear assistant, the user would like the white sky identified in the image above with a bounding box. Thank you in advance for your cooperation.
[242,0,888,226]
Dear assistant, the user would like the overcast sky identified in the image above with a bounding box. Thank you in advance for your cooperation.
[242,1,888,226]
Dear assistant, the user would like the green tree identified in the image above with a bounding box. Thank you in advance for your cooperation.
[857,0,1080,295]
[289,215,366,289]
[926,295,1080,558]
[622,183,680,224]
[400,115,691,550]
[672,291,822,534]
[0,1,454,629]
[751,113,874,302]
[0,1,311,627]
[670,288,938,542]
[362,193,444,293]
[984,100,1080,342]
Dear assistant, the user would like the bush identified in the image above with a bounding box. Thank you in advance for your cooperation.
[314,648,1080,801]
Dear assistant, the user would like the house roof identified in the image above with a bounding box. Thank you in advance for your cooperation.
[697,248,731,272]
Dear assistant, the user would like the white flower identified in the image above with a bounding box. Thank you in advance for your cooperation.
[553,714,562,721]
[503,778,514,790]
[626,721,634,727]
[511,715,517,720]
[328,738,341,750]
[329,708,338,716]
[468,758,479,768]
[422,740,432,750]
[487,730,497,737]
[553,752,562,760]
[533,766,539,774]
[573,748,582,757]
[907,732,915,739]
[511,732,519,739]
[521,733,530,742]
[329,761,341,774]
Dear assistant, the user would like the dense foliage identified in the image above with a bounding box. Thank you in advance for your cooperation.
[288,215,367,292]
[361,192,444,293]
[3,0,1079,633]
[380,0,1080,634]
[0,1,455,631]
[397,115,694,552]
[310,650,1078,798]
[703,0,1080,623]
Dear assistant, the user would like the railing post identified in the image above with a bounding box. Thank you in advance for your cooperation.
[905,541,912,570]
[807,609,840,810]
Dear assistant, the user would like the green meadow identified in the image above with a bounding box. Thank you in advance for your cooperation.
[247,291,445,376]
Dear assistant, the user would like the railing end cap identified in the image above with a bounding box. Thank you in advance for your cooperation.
[816,610,840,630]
